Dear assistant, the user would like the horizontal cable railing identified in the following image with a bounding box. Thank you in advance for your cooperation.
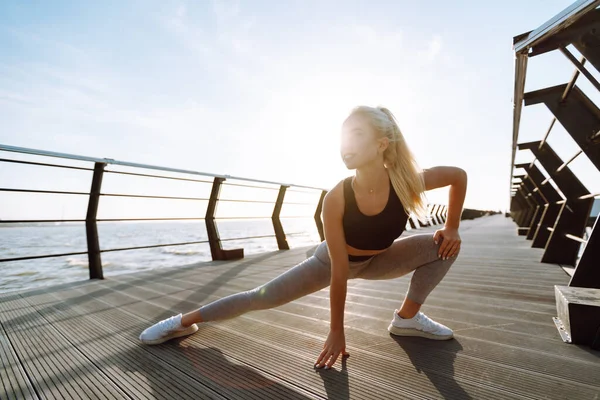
[1,144,459,281]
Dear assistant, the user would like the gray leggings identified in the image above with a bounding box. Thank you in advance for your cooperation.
[198,233,456,322]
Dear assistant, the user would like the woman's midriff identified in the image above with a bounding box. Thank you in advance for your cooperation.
[346,243,388,258]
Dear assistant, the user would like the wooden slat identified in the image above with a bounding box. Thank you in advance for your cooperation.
[41,286,349,400]
[56,282,517,400]
[0,294,129,399]
[58,278,588,398]
[78,275,600,395]
[0,296,39,400]
[20,288,319,400]
[95,262,562,342]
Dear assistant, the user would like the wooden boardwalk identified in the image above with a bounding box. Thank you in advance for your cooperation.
[1,215,599,399]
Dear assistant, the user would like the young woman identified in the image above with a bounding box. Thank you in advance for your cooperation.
[140,105,467,371]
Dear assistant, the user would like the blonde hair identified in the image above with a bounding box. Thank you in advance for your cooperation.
[348,105,428,221]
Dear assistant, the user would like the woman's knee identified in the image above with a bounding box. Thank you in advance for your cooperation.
[246,286,277,310]
[313,240,331,264]
[397,233,441,262]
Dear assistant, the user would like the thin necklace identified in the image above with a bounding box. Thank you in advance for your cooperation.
[352,176,378,194]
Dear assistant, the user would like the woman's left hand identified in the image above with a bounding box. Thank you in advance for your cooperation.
[433,227,461,260]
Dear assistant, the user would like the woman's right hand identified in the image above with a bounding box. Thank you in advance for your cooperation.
[314,328,350,370]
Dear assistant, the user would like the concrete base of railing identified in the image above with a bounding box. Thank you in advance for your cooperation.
[214,249,244,261]
[554,285,600,350]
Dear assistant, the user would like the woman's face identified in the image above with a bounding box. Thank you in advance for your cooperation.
[340,113,383,169]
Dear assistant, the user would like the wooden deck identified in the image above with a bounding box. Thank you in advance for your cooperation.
[1,215,599,399]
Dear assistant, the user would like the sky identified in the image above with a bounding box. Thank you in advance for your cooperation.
[1,0,600,222]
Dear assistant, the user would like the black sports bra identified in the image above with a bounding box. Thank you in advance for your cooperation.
[342,176,409,251]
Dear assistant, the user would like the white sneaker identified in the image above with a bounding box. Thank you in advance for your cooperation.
[388,310,453,340]
[139,314,198,345]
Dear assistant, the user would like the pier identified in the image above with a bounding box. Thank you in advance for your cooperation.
[2,215,598,399]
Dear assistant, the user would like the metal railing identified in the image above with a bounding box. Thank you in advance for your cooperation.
[0,144,330,279]
[510,2,600,288]
[1,144,459,281]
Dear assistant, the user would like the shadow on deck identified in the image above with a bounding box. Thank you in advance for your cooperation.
[1,215,599,399]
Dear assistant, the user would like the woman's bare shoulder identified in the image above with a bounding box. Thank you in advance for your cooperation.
[323,178,349,214]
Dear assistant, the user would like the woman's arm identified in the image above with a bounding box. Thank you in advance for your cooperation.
[315,182,350,369]
[323,184,348,331]
[422,166,468,258]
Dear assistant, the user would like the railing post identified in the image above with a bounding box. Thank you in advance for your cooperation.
[206,177,244,261]
[514,175,536,229]
[523,163,562,248]
[314,190,327,242]
[429,205,438,225]
[519,173,545,240]
[437,205,444,225]
[408,215,418,230]
[569,217,600,289]
[523,83,600,172]
[415,208,428,227]
[433,205,442,225]
[86,162,105,280]
[272,185,290,250]
[427,204,434,226]
[524,183,544,241]
[519,141,593,266]
[514,185,535,234]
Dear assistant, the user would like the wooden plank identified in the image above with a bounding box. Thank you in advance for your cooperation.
[0,293,129,399]
[194,323,517,400]
[104,268,561,341]
[0,296,39,400]
[59,282,519,400]
[100,276,600,397]
[72,253,564,322]
[21,288,319,400]
[65,268,592,400]
[215,316,600,400]
[40,285,368,400]
[151,271,559,325]
[455,325,600,363]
